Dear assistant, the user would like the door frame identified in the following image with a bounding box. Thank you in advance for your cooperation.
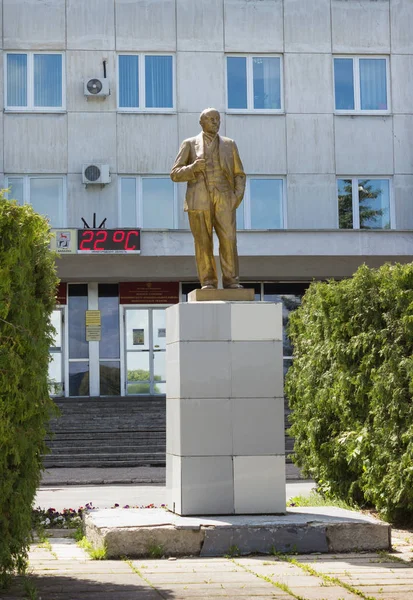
[121,304,169,396]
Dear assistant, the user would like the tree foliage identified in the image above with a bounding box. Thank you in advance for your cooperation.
[0,192,58,586]
[285,263,413,521]
[338,179,385,229]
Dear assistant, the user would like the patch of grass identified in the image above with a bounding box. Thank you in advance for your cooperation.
[36,535,52,551]
[287,491,356,511]
[22,577,38,600]
[277,553,378,600]
[77,536,107,560]
[225,545,240,557]
[124,558,157,590]
[69,525,84,542]
[232,559,306,600]
[147,543,164,559]
[376,550,407,564]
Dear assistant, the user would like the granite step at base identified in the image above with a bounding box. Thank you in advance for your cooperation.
[84,507,391,558]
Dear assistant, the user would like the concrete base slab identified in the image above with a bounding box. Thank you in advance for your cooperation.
[84,507,390,559]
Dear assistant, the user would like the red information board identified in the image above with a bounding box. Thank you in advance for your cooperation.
[120,282,179,305]
[56,282,67,305]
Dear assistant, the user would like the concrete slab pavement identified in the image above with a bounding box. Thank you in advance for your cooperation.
[5,536,413,600]
[34,481,316,511]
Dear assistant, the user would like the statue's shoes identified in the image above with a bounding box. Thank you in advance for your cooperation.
[201,284,216,289]
[224,283,244,289]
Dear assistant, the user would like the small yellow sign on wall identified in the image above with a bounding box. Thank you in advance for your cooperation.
[85,310,101,326]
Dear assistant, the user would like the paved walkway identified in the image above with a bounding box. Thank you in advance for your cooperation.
[34,481,316,511]
[39,464,305,486]
[4,532,413,599]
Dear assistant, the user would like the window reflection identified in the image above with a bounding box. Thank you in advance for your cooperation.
[253,57,281,110]
[68,285,88,359]
[98,284,120,359]
[250,179,283,229]
[69,362,89,396]
[359,179,390,229]
[227,56,247,109]
[100,361,120,396]
[142,178,175,228]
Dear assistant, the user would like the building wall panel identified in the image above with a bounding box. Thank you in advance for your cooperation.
[287,174,337,229]
[117,114,178,174]
[67,51,117,112]
[391,0,413,54]
[177,52,225,113]
[67,0,115,50]
[393,115,413,174]
[4,114,68,173]
[287,114,335,174]
[226,115,286,175]
[67,173,118,229]
[394,175,413,229]
[332,0,390,53]
[224,0,283,53]
[177,0,224,52]
[391,55,413,114]
[115,0,176,52]
[3,0,65,49]
[68,112,117,174]
[285,53,333,114]
[335,116,394,174]
[284,0,331,53]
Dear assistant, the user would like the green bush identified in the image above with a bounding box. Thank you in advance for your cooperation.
[286,263,413,521]
[0,193,58,586]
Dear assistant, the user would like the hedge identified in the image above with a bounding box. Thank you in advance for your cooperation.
[0,192,58,586]
[285,263,413,521]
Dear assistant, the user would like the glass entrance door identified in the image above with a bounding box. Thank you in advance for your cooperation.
[67,283,120,397]
[124,308,166,395]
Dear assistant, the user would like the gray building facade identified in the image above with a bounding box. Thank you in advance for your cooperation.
[2,0,413,403]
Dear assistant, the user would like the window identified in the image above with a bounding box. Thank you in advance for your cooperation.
[5,176,66,227]
[237,178,285,229]
[334,56,389,112]
[119,177,177,228]
[227,55,282,111]
[5,52,64,111]
[337,178,393,229]
[118,54,174,110]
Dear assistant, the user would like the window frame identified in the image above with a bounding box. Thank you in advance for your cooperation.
[333,55,390,115]
[4,51,66,112]
[117,53,176,113]
[5,174,67,227]
[336,176,395,230]
[118,175,179,228]
[226,54,284,114]
[237,176,287,230]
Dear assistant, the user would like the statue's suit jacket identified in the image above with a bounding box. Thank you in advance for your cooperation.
[170,133,246,212]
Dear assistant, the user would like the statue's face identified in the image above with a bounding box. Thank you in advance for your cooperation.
[200,111,220,135]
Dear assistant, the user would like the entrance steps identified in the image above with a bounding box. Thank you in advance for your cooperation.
[44,396,166,468]
[44,396,294,469]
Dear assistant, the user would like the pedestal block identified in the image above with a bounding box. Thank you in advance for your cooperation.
[166,301,286,516]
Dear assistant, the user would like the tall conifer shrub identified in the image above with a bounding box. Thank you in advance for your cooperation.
[286,263,413,521]
[0,192,58,586]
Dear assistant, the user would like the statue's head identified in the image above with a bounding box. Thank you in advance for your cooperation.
[199,108,221,135]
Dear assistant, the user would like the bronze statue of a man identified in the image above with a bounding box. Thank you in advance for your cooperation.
[170,108,246,289]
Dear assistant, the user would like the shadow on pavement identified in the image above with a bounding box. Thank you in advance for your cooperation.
[2,573,176,599]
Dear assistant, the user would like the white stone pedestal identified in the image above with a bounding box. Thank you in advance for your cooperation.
[166,301,286,516]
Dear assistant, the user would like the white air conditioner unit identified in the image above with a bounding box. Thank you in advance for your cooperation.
[84,77,110,97]
[82,164,111,185]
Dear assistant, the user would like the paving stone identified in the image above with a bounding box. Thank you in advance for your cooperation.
[145,571,263,584]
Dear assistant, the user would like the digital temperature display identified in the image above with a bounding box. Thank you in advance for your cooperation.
[77,229,140,254]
